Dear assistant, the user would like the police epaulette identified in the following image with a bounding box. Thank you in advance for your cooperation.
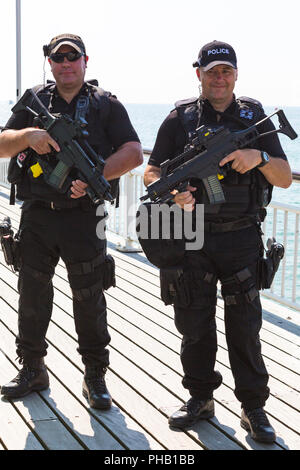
[237,96,263,109]
[174,97,198,109]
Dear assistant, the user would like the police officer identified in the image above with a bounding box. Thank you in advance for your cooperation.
[0,34,143,409]
[143,40,292,443]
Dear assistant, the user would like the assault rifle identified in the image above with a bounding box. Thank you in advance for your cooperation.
[141,109,297,204]
[12,89,113,204]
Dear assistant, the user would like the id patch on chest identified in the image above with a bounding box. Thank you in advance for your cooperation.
[240,109,254,120]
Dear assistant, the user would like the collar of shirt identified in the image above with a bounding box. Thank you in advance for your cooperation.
[51,83,89,115]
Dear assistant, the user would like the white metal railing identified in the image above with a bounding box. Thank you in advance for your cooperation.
[0,154,299,311]
[0,159,10,187]
[261,202,299,311]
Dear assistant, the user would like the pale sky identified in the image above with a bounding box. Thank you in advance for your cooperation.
[1,0,300,106]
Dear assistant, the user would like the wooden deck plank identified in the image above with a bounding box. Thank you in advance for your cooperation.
[0,328,87,451]
[0,299,165,451]
[0,267,244,450]
[0,325,125,451]
[44,314,217,450]
[114,260,300,355]
[0,317,124,450]
[109,326,299,450]
[1,259,299,449]
[0,351,45,450]
[0,187,299,451]
[1,260,298,448]
[44,317,243,450]
[103,276,300,391]
[107,261,300,371]
[49,266,300,446]
[108,243,300,336]
[23,276,284,450]
[52,268,300,408]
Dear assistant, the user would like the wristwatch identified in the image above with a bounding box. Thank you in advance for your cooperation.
[257,151,270,168]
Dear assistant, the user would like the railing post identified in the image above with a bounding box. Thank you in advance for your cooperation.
[292,213,299,303]
[116,172,141,252]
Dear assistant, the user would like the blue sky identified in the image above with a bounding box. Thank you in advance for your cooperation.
[1,0,300,105]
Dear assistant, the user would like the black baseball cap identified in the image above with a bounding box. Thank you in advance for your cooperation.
[48,33,86,55]
[193,40,237,71]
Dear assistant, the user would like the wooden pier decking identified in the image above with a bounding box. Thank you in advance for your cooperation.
[0,186,299,451]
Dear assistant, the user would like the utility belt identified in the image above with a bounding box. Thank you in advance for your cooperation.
[204,217,256,233]
[27,198,101,211]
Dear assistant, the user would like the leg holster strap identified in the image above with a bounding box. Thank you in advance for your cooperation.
[71,255,116,300]
[72,279,104,301]
[221,267,259,306]
[224,287,258,305]
[187,269,217,284]
[21,264,53,284]
[67,253,106,275]
[160,266,217,306]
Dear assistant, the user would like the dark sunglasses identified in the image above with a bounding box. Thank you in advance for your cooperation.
[49,51,83,63]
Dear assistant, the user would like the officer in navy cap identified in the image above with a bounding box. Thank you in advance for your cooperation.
[143,40,292,443]
[0,33,143,409]
[193,40,237,71]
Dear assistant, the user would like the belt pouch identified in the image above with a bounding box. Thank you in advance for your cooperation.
[160,266,190,307]
[103,254,116,290]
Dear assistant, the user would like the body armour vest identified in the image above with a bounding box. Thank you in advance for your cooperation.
[7,81,119,205]
[174,96,273,219]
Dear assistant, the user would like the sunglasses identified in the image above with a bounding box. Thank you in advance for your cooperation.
[49,51,83,63]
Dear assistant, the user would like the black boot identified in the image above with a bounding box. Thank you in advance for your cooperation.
[168,398,214,429]
[0,358,49,398]
[82,366,112,410]
[241,408,276,443]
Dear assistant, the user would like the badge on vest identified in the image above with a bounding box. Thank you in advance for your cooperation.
[240,109,254,120]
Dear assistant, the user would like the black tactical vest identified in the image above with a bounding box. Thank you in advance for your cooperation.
[174,96,273,218]
[7,81,119,205]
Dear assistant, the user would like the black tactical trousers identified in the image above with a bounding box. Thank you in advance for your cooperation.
[16,202,110,368]
[174,225,270,411]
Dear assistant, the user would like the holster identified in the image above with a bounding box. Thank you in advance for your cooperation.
[1,234,21,272]
[256,237,284,290]
[102,254,116,290]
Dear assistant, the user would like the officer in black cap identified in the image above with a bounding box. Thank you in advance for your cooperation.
[0,33,143,409]
[143,40,292,443]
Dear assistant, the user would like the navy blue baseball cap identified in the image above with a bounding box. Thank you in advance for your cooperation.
[193,40,237,71]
